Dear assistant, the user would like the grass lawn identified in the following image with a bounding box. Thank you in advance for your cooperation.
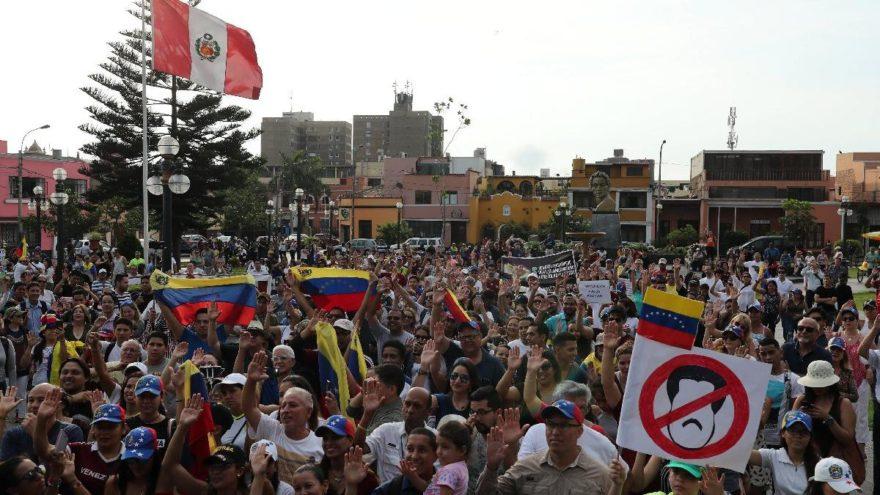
[854,291,875,309]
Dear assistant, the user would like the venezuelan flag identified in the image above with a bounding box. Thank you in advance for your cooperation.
[181,359,216,479]
[444,288,473,325]
[291,267,369,312]
[637,288,705,349]
[317,321,351,414]
[150,270,257,326]
[346,328,368,384]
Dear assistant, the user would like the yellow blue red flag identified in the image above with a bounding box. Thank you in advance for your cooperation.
[637,288,705,349]
[151,270,256,326]
[346,326,368,384]
[181,359,216,478]
[291,267,370,312]
[317,321,351,414]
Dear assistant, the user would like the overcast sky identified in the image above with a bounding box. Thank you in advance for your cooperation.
[1,0,877,180]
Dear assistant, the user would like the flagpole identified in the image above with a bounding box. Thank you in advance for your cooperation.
[140,0,151,265]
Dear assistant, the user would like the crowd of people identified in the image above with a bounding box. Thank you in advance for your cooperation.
[0,236,875,495]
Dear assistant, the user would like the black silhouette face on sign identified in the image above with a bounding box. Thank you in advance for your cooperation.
[665,365,727,450]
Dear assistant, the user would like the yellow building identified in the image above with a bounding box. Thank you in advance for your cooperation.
[338,197,402,240]
[467,191,562,243]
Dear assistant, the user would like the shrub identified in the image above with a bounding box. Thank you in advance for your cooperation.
[666,225,699,248]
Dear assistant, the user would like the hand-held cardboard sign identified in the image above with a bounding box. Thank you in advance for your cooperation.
[578,280,612,304]
[616,335,771,473]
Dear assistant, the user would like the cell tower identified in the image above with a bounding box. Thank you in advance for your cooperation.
[726,107,738,150]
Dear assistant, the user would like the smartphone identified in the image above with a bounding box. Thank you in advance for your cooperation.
[54,429,69,454]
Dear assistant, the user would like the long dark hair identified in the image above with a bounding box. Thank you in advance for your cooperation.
[451,358,480,393]
[0,456,29,490]
[803,383,840,404]
[780,433,820,481]
[117,453,163,494]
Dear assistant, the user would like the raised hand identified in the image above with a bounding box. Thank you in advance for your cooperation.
[701,466,724,495]
[87,389,106,413]
[192,347,207,366]
[246,351,269,383]
[171,341,189,361]
[433,284,447,306]
[343,446,369,486]
[602,321,621,350]
[526,345,546,373]
[324,391,340,416]
[609,458,627,487]
[239,330,254,352]
[498,407,529,445]
[431,320,446,341]
[0,386,21,418]
[250,443,270,476]
[179,393,204,427]
[399,459,422,484]
[207,300,221,321]
[362,378,384,414]
[37,387,62,421]
[485,426,505,470]
[506,346,522,371]
[420,339,439,368]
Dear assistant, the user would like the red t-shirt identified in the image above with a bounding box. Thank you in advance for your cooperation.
[69,442,121,495]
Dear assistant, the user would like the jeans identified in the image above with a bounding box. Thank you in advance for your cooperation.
[781,314,797,343]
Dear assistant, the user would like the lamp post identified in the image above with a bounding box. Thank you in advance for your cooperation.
[395,201,403,248]
[265,200,274,244]
[328,200,336,240]
[303,203,311,236]
[18,124,50,236]
[554,210,562,240]
[656,202,664,240]
[655,139,666,244]
[50,168,69,266]
[838,196,853,259]
[294,188,304,261]
[32,185,45,251]
[558,200,569,242]
[153,135,190,272]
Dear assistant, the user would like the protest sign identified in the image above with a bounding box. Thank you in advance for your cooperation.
[502,251,577,286]
[616,335,771,473]
[578,280,612,304]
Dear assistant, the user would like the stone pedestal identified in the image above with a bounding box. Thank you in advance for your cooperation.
[591,212,620,250]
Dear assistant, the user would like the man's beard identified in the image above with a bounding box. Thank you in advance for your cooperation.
[474,421,491,435]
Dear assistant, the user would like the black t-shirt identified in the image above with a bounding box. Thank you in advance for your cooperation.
[126,414,170,450]
[836,285,854,309]
[814,286,837,317]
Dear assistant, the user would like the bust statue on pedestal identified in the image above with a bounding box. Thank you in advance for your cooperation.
[588,170,620,249]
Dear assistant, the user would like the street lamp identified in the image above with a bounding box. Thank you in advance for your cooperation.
[655,139,666,244]
[558,200,569,242]
[657,202,664,239]
[328,200,336,240]
[303,203,311,236]
[18,124,50,237]
[265,200,274,248]
[50,168,69,266]
[294,188,304,261]
[838,195,853,259]
[152,135,189,272]
[32,185,45,251]
[554,209,562,240]
[395,201,403,248]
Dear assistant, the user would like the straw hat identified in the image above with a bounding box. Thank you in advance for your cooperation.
[797,360,840,388]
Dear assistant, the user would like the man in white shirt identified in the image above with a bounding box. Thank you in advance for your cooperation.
[357,387,433,483]
[771,267,795,300]
[516,381,623,469]
[743,252,766,281]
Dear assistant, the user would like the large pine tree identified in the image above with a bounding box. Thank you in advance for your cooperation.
[79,2,262,252]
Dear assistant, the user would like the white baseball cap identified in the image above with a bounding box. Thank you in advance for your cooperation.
[333,319,354,333]
[220,373,246,387]
[124,362,148,376]
[250,439,278,461]
[810,457,860,493]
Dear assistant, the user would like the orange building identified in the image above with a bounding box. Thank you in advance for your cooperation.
[337,197,402,240]
[466,191,560,243]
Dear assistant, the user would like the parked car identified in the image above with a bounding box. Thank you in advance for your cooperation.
[75,238,111,254]
[346,238,381,253]
[391,237,444,251]
[180,234,208,254]
[730,235,796,258]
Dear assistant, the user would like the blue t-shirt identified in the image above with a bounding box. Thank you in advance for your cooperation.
[180,324,227,360]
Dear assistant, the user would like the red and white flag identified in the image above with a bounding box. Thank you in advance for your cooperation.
[151,0,262,99]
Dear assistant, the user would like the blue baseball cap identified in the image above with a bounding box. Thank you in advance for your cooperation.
[134,375,163,396]
[315,415,356,438]
[782,410,813,432]
[92,404,125,425]
[722,324,744,340]
[121,427,158,461]
[540,399,584,424]
[840,307,858,318]
[748,302,763,313]
[828,337,847,350]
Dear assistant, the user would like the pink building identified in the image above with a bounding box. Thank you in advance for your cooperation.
[383,157,480,244]
[0,139,89,251]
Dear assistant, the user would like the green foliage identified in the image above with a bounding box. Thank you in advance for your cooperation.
[666,225,699,247]
[220,174,271,240]
[79,4,261,251]
[721,230,750,253]
[430,97,471,155]
[835,239,864,258]
[480,222,496,241]
[538,213,590,239]
[23,193,101,243]
[116,231,142,258]
[270,150,326,201]
[501,222,534,241]
[376,222,413,245]
[780,199,817,246]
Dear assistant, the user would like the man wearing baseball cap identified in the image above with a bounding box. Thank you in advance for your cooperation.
[218,373,248,450]
[810,457,862,493]
[126,375,170,450]
[477,400,622,493]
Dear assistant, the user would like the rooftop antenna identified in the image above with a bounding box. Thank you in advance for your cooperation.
[726,107,738,150]
[288,91,294,112]
[392,81,398,95]
[404,80,412,94]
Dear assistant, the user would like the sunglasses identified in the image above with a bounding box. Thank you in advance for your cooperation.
[841,317,856,322]
[796,326,817,333]
[16,466,45,484]
[449,372,470,383]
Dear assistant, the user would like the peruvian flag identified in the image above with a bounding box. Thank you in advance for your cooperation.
[151,0,262,99]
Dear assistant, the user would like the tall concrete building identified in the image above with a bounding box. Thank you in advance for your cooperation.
[353,89,443,163]
[260,112,352,179]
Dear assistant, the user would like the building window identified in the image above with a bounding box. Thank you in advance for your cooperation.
[502,205,511,216]
[67,179,88,195]
[442,191,457,205]
[619,191,647,209]
[627,166,643,177]
[572,191,596,209]
[496,181,515,193]
[415,191,432,204]
[367,178,382,187]
[8,177,46,199]
[621,225,646,242]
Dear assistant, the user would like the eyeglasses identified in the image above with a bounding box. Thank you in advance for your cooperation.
[545,421,580,431]
[449,372,470,383]
[841,317,856,322]
[796,326,817,333]
[472,408,494,415]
